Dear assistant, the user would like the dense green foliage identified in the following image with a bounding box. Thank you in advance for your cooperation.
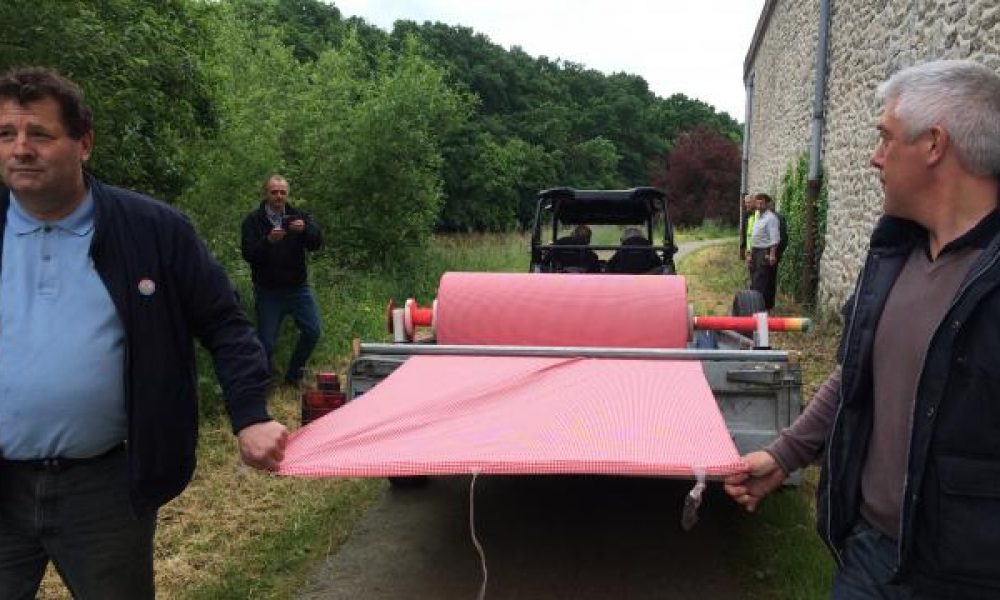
[1,0,743,251]
[1,0,216,199]
[776,154,828,304]
[395,20,742,230]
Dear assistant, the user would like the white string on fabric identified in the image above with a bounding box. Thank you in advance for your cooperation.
[681,467,707,531]
[469,471,488,600]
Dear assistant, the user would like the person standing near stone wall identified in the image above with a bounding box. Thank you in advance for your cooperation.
[726,58,1000,598]
[746,192,780,309]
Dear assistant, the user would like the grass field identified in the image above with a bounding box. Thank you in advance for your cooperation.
[38,229,835,599]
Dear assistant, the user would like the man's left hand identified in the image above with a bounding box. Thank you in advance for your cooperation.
[238,420,289,471]
[724,451,787,513]
[287,218,306,233]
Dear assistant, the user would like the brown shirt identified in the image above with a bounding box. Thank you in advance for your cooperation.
[861,244,980,538]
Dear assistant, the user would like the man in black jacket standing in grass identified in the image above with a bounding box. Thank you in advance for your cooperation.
[241,174,323,385]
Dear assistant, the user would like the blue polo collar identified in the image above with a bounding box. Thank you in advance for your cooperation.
[7,190,95,237]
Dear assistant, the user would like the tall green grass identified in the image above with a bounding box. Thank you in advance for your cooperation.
[430,231,530,272]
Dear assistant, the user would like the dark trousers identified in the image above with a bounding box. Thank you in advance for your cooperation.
[831,520,913,599]
[750,247,778,310]
[254,283,322,383]
[0,446,157,599]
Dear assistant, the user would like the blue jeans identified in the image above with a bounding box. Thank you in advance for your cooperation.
[254,284,321,383]
[831,519,913,599]
[0,446,157,599]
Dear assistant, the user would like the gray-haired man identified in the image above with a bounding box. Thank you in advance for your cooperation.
[726,59,1000,598]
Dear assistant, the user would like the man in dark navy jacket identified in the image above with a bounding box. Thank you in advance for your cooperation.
[241,174,322,385]
[725,59,1000,598]
[0,67,287,598]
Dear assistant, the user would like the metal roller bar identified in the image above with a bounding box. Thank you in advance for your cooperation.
[359,343,789,362]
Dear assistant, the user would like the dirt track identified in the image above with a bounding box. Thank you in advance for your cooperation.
[297,475,753,599]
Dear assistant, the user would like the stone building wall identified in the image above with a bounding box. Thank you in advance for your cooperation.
[745,0,1000,311]
[744,1,818,197]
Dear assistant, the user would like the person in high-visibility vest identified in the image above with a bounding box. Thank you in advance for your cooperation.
[742,193,758,264]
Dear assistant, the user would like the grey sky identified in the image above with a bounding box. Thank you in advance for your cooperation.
[333,0,766,120]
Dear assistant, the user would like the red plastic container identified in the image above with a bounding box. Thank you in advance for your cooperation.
[300,388,345,426]
[316,372,340,392]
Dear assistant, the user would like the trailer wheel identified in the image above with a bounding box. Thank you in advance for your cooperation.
[388,476,429,488]
[732,289,766,317]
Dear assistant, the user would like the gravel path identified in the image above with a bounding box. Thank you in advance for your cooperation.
[673,237,737,263]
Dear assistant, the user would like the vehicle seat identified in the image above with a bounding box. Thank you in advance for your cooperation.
[552,235,599,273]
[607,236,662,274]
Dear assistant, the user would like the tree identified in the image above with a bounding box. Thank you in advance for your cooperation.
[651,94,742,147]
[562,137,622,189]
[0,2,749,238]
[387,19,741,229]
[0,0,217,200]
[176,7,470,268]
[286,33,472,266]
[438,130,536,232]
[173,0,305,265]
[650,125,741,227]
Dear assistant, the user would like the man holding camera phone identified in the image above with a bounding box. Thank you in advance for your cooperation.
[241,174,322,385]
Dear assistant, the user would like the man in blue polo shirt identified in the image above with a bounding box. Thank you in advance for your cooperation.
[0,67,287,598]
[0,185,127,458]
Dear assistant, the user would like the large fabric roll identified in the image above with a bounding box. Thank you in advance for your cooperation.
[434,272,689,348]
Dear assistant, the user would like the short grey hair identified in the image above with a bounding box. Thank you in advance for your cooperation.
[878,59,1000,177]
[262,173,289,196]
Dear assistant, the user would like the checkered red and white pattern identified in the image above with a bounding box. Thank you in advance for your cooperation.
[435,272,690,348]
[279,356,743,478]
